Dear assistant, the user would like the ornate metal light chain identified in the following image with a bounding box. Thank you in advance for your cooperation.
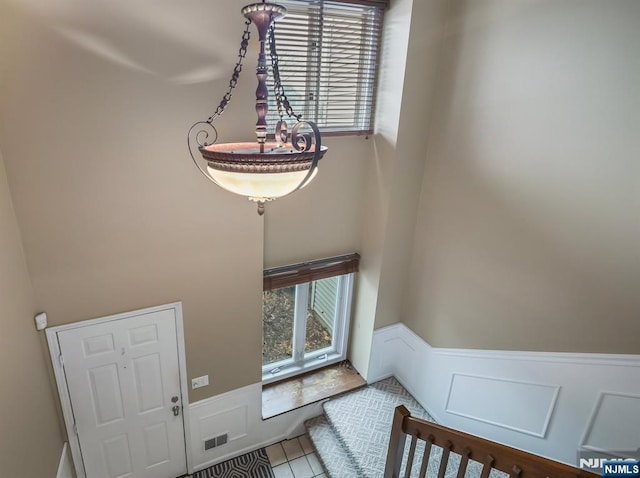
[268,24,284,121]
[268,23,302,122]
[206,20,252,124]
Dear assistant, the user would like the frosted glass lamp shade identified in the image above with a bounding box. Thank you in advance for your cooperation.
[206,166,318,200]
[200,141,327,204]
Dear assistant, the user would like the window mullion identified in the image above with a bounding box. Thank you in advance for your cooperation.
[334,273,354,356]
[292,283,309,365]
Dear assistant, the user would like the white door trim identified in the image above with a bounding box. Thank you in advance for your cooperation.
[46,302,193,478]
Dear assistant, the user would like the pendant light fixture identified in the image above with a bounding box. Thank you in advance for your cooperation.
[188,1,327,215]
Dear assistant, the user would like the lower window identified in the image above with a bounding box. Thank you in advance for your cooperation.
[262,254,358,383]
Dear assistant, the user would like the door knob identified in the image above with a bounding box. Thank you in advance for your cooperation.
[172,405,180,417]
[171,396,179,403]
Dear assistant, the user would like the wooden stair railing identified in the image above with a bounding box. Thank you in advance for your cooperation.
[384,405,596,478]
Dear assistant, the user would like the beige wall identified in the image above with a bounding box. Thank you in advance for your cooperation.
[348,0,413,376]
[263,135,369,269]
[0,155,63,475]
[0,0,371,401]
[374,0,450,330]
[349,0,450,375]
[0,0,265,401]
[405,0,640,353]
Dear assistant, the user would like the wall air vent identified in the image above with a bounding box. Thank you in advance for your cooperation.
[204,433,229,450]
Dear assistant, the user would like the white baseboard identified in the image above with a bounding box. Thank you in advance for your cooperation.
[188,382,323,472]
[368,323,640,467]
[56,443,73,478]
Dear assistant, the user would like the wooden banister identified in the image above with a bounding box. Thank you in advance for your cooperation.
[385,405,411,478]
[384,405,596,478]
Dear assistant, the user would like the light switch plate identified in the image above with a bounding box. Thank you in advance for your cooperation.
[35,312,48,331]
[191,375,209,389]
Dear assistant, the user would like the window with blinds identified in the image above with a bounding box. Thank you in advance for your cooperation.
[267,0,385,135]
[262,253,359,383]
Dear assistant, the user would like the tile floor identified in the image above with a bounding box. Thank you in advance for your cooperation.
[265,435,326,478]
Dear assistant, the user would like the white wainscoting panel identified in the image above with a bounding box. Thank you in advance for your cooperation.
[445,374,559,437]
[199,404,249,444]
[368,323,640,466]
[368,324,411,382]
[581,392,640,454]
[188,382,323,472]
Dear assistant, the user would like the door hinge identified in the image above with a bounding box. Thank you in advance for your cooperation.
[59,354,64,366]
[73,422,78,435]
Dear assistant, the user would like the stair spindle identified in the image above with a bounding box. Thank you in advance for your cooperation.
[404,435,419,478]
[437,440,453,478]
[456,447,472,478]
[480,454,496,478]
[418,435,434,478]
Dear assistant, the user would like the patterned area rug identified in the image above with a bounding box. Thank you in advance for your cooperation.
[193,448,274,478]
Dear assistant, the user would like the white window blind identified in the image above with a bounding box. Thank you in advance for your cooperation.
[267,0,385,135]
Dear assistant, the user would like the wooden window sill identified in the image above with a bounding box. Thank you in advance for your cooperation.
[261,361,366,420]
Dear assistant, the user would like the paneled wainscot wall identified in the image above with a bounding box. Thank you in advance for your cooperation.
[367,324,640,466]
[182,323,639,473]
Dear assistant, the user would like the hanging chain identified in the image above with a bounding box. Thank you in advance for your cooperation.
[268,24,302,122]
[268,24,284,121]
[207,20,252,124]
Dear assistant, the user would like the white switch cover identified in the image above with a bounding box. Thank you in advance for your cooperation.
[35,312,47,331]
[191,375,209,389]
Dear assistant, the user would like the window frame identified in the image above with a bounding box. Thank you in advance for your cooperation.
[262,253,359,384]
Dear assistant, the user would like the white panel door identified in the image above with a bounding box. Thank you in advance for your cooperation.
[58,308,187,478]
